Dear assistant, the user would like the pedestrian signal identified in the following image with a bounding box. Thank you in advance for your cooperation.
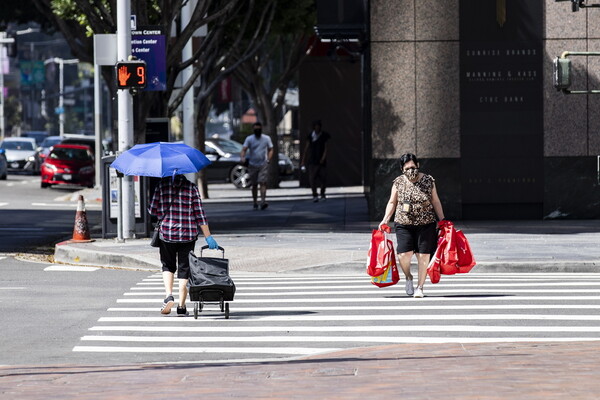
[115,61,147,89]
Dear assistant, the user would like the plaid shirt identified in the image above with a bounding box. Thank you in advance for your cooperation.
[148,175,207,243]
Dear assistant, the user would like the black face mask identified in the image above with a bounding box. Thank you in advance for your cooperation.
[254,129,262,137]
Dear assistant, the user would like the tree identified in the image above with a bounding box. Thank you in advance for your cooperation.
[30,0,275,148]
[232,0,315,187]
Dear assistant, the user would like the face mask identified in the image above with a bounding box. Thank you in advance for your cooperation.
[404,167,419,180]
[254,129,262,137]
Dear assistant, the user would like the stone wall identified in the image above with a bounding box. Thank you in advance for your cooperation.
[369,0,600,220]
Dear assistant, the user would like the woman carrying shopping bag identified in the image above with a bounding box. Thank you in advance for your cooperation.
[378,153,446,298]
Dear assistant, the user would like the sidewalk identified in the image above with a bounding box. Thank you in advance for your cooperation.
[54,180,600,273]
[3,341,600,399]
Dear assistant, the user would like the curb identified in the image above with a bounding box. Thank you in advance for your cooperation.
[52,242,600,274]
[54,241,159,271]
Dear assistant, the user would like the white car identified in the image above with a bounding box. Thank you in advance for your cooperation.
[0,137,38,173]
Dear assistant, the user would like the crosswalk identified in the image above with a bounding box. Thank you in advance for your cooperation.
[73,272,600,362]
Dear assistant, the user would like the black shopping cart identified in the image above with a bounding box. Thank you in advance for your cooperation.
[187,246,235,319]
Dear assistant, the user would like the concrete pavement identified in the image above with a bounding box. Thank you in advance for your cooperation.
[4,181,599,399]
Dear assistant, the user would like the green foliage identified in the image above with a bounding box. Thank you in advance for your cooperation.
[5,95,22,130]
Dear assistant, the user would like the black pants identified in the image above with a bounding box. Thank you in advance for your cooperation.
[309,164,327,197]
[159,240,196,279]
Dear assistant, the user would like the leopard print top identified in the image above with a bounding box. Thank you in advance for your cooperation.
[393,174,436,226]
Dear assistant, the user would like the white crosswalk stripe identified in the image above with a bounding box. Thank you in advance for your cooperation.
[73,272,600,362]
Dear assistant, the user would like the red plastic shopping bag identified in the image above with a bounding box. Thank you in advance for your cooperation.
[455,229,476,272]
[427,237,444,284]
[367,225,400,287]
[427,220,476,283]
[367,226,395,277]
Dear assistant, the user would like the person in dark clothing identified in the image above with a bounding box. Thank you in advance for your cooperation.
[300,120,331,202]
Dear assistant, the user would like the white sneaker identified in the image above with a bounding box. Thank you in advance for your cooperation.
[405,279,414,296]
[414,286,424,298]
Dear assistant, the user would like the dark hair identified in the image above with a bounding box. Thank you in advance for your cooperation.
[253,122,262,127]
[399,153,419,169]
[312,119,322,127]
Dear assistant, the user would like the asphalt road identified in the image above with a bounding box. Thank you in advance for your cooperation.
[0,174,101,253]
[0,255,147,366]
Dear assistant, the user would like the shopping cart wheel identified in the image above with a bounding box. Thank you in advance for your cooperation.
[194,302,199,319]
[224,303,230,319]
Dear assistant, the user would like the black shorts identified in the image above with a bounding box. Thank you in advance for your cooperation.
[395,222,437,254]
[159,240,196,279]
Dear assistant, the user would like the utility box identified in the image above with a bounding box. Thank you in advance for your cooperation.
[101,155,152,238]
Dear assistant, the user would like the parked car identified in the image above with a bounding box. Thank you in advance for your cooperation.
[21,131,49,146]
[34,135,63,171]
[0,137,38,173]
[0,149,7,180]
[60,134,113,156]
[60,134,97,154]
[40,144,95,188]
[204,137,295,188]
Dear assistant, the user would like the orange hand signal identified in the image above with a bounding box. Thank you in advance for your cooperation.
[118,65,131,87]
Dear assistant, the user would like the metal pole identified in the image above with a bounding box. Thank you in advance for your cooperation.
[117,174,124,242]
[94,63,102,188]
[0,33,13,140]
[0,33,5,141]
[117,0,135,239]
[182,0,196,182]
[58,58,65,137]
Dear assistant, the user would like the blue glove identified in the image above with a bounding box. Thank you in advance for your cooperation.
[205,235,218,250]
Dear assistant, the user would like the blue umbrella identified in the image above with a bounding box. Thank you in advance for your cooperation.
[111,142,211,178]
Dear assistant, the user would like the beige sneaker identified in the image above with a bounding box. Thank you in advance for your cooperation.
[161,295,175,314]
[405,279,414,296]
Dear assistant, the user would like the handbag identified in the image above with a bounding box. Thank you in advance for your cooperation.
[149,186,180,248]
[150,227,161,247]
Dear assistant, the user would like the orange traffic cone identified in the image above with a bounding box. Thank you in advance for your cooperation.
[72,195,93,242]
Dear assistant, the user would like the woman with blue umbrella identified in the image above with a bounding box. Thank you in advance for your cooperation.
[112,142,219,316]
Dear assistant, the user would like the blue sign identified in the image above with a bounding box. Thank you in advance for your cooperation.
[131,26,166,91]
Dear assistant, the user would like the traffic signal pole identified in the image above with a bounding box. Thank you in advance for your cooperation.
[117,0,135,239]
[0,32,15,141]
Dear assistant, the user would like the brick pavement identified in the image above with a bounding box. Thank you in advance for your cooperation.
[2,341,600,399]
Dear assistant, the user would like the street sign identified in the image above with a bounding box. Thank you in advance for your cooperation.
[131,26,166,91]
[115,60,147,89]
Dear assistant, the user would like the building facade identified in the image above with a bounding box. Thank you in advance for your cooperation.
[368,0,600,220]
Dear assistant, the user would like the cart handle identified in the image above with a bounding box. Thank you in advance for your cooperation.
[199,245,225,257]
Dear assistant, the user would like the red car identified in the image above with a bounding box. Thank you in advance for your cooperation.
[40,144,95,188]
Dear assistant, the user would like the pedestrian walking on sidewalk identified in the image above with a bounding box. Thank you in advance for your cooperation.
[148,174,219,316]
[300,120,331,202]
[378,153,445,298]
[240,122,273,210]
